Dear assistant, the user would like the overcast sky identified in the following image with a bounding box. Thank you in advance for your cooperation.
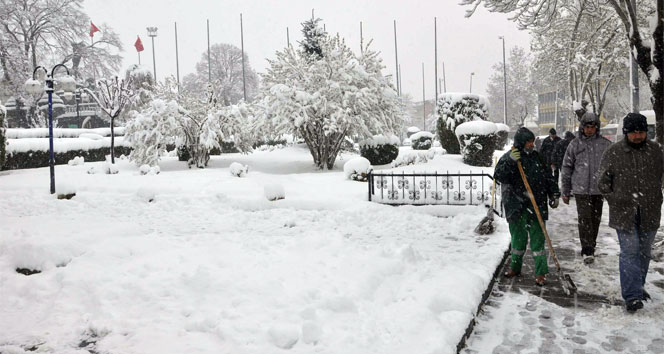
[84,0,531,104]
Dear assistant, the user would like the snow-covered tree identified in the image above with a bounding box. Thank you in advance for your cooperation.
[436,93,489,154]
[181,43,259,105]
[462,0,663,142]
[487,46,537,127]
[124,99,180,167]
[260,19,403,170]
[85,77,135,164]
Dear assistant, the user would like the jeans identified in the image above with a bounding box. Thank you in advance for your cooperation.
[616,210,657,302]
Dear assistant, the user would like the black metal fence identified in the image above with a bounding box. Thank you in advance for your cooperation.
[368,171,503,216]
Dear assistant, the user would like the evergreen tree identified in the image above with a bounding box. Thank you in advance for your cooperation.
[300,18,327,59]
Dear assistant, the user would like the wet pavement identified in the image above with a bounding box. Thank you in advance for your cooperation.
[462,199,664,354]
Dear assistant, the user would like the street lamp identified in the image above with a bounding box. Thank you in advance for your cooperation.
[469,72,475,93]
[499,36,508,125]
[147,26,158,82]
[24,65,76,194]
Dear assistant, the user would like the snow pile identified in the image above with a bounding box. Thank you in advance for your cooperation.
[79,133,104,140]
[139,164,160,175]
[264,183,285,201]
[407,126,421,134]
[136,187,157,203]
[455,120,497,137]
[67,156,84,166]
[229,162,249,177]
[390,149,444,168]
[343,157,372,180]
[402,138,412,146]
[495,123,510,132]
[358,134,400,148]
[55,181,76,196]
[105,162,119,175]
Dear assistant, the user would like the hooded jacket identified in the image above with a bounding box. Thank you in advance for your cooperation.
[495,127,561,223]
[561,112,612,196]
[552,131,575,169]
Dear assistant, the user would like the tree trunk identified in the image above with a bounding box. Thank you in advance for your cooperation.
[110,116,115,164]
[653,85,663,145]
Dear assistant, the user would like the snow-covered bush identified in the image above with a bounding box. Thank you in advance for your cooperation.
[359,134,400,165]
[455,120,498,167]
[406,126,421,138]
[343,157,372,181]
[495,123,510,149]
[55,181,76,200]
[390,149,439,168]
[264,184,285,201]
[259,18,403,170]
[229,162,249,177]
[410,131,434,150]
[436,93,489,154]
[67,156,84,166]
[139,164,160,175]
[124,99,180,167]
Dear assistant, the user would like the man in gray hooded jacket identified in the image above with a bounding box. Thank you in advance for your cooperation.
[561,112,612,264]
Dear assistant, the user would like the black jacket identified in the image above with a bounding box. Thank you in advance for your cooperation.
[552,136,573,169]
[540,136,561,165]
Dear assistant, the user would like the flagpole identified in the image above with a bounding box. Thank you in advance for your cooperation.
[207,19,211,83]
[240,13,247,102]
[175,22,180,92]
[138,52,141,65]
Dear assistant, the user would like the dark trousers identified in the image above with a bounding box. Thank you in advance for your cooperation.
[553,167,560,184]
[575,194,604,255]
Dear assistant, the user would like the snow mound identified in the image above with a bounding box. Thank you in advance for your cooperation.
[136,187,156,203]
[229,162,249,177]
[455,120,497,137]
[264,184,285,201]
[343,157,372,180]
[410,131,434,141]
[79,133,104,140]
[407,126,421,133]
[55,181,76,196]
[67,156,84,166]
[268,324,300,349]
[301,322,323,344]
[139,164,160,175]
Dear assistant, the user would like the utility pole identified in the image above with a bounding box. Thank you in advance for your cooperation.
[469,72,475,93]
[394,20,400,96]
[442,62,447,93]
[499,36,507,125]
[422,62,426,131]
[360,21,363,53]
[207,19,211,83]
[434,17,438,115]
[286,27,290,47]
[146,27,158,82]
[175,22,180,92]
[240,13,247,101]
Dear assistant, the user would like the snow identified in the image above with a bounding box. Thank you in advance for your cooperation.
[67,156,85,166]
[343,156,372,179]
[455,120,497,137]
[409,131,434,141]
[407,126,421,133]
[263,183,285,201]
[358,134,400,147]
[6,136,129,154]
[229,162,249,177]
[495,123,510,132]
[0,145,511,354]
[6,127,126,139]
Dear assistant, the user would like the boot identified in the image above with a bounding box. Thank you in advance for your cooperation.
[626,299,644,313]
[535,275,546,286]
[643,289,651,301]
[504,269,520,278]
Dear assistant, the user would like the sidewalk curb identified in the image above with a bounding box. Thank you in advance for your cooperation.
[456,244,511,353]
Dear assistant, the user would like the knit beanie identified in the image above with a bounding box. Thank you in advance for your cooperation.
[622,113,648,134]
[514,127,535,150]
[549,128,557,135]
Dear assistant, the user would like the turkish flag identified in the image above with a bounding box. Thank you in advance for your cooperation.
[134,36,144,52]
[90,22,100,37]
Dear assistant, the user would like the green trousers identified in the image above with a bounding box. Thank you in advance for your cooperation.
[508,211,549,276]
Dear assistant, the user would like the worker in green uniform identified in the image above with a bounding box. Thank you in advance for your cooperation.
[494,127,561,286]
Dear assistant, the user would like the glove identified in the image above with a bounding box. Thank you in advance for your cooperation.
[562,196,570,204]
[549,198,559,209]
[509,147,521,161]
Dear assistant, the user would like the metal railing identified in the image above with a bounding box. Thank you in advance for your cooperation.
[63,103,100,115]
[368,171,503,216]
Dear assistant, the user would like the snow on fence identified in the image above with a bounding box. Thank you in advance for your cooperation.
[6,136,129,154]
[367,171,502,215]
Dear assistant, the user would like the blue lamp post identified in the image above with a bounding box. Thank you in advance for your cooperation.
[25,64,76,194]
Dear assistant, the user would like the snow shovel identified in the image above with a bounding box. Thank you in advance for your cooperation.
[517,161,577,295]
[474,178,497,235]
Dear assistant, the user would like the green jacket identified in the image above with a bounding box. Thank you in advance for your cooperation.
[495,150,561,224]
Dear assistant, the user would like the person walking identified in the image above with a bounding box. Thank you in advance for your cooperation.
[598,113,663,313]
[495,127,561,286]
[540,128,562,182]
[561,112,612,264]
[552,131,575,174]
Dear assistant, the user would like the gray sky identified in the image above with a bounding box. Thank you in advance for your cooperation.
[85,0,531,106]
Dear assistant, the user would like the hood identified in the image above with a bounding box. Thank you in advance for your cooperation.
[578,112,601,136]
[564,131,575,140]
[513,127,535,150]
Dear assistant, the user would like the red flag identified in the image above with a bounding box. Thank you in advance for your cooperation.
[89,22,100,37]
[134,36,144,52]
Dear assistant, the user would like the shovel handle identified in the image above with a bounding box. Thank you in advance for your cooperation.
[517,160,561,271]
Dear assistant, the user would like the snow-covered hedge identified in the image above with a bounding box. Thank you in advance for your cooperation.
[406,126,421,138]
[2,137,131,170]
[5,127,125,139]
[410,131,434,150]
[455,120,498,167]
[359,135,400,165]
[436,93,489,154]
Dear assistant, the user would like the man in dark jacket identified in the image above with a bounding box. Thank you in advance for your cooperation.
[495,127,561,286]
[552,131,575,171]
[540,128,562,182]
[561,113,612,264]
[598,113,664,313]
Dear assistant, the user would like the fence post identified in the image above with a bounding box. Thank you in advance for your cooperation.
[368,172,372,201]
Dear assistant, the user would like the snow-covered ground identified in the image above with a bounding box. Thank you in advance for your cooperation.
[0,145,510,354]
